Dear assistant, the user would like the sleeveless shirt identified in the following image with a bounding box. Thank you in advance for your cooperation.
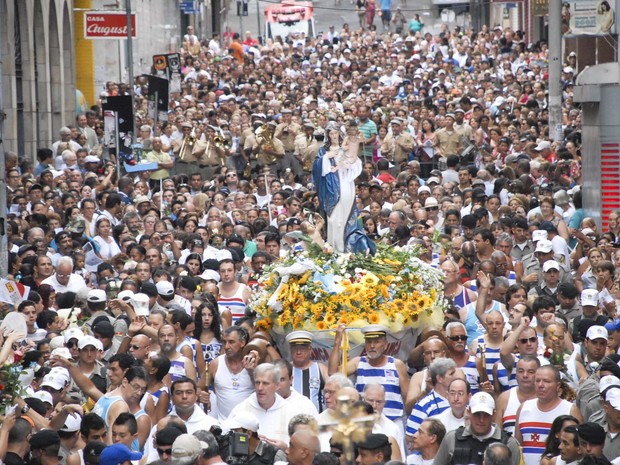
[518,398,574,465]
[213,354,255,421]
[355,356,404,420]
[502,387,521,434]
[292,362,323,413]
[92,394,124,427]
[217,284,248,323]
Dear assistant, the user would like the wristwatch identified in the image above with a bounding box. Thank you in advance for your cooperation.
[21,405,30,414]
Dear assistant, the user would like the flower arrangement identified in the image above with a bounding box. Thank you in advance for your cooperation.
[251,243,447,341]
[0,362,28,415]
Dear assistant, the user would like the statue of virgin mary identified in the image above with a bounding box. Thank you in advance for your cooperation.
[312,121,376,254]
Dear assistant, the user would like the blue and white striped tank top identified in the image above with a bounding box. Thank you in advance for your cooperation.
[355,356,404,421]
[496,354,519,392]
[461,354,480,394]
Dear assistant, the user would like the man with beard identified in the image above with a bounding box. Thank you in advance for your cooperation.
[329,325,409,423]
[286,331,329,413]
[158,324,196,381]
[444,322,482,394]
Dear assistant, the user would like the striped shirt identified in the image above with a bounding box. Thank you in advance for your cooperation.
[292,362,323,413]
[406,390,449,435]
[518,398,574,465]
[356,356,404,421]
[217,284,248,323]
[502,387,521,434]
[462,354,480,394]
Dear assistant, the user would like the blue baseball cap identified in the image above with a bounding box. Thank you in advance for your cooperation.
[605,319,620,332]
[100,444,142,465]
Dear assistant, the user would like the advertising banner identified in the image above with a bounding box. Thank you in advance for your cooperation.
[84,12,137,39]
[564,0,617,35]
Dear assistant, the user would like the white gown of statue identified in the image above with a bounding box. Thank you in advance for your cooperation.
[321,147,362,252]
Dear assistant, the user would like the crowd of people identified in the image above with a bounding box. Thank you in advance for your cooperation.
[0,9,618,465]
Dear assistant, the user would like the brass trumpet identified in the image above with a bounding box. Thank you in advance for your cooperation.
[213,135,231,149]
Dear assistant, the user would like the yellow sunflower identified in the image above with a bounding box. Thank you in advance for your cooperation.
[368,312,381,324]
[316,321,327,330]
[360,273,380,287]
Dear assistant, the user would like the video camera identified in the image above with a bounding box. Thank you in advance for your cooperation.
[209,426,250,465]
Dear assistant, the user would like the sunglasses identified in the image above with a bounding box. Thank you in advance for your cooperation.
[130,345,145,351]
[157,448,173,456]
[448,335,468,342]
[519,336,538,344]
[66,340,78,349]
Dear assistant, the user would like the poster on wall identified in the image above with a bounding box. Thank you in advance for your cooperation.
[563,0,617,35]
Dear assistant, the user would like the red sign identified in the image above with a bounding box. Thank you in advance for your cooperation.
[84,12,136,39]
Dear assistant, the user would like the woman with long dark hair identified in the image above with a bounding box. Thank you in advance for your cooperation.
[193,299,223,364]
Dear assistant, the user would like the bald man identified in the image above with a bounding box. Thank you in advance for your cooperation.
[287,430,321,465]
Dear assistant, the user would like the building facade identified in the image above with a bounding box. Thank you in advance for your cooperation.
[1,0,77,158]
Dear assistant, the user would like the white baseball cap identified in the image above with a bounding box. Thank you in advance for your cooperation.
[532,230,548,242]
[606,388,620,410]
[224,411,260,432]
[581,289,599,307]
[586,325,608,341]
[32,390,54,406]
[61,413,82,432]
[63,328,84,344]
[542,260,560,272]
[469,392,495,415]
[78,335,104,351]
[156,281,175,297]
[600,375,620,394]
[535,240,553,254]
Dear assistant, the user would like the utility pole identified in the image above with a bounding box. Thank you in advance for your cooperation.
[0,1,8,278]
[548,0,563,142]
[126,0,136,144]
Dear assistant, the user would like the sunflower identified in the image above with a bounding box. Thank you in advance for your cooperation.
[406,301,419,315]
[368,312,381,324]
[256,318,272,331]
[392,298,406,313]
[360,273,380,287]
[325,313,336,326]
[316,321,327,330]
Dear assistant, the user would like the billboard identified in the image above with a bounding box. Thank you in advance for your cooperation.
[84,12,137,39]
[564,0,617,35]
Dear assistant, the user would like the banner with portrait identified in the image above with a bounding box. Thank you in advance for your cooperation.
[563,0,617,35]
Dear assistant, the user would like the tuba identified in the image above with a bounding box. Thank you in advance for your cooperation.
[255,124,276,163]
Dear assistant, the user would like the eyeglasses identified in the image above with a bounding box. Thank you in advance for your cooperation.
[448,335,468,342]
[519,336,538,344]
[130,345,146,351]
[156,448,173,456]
[226,173,237,178]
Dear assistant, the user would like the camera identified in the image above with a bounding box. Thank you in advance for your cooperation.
[210,426,250,464]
